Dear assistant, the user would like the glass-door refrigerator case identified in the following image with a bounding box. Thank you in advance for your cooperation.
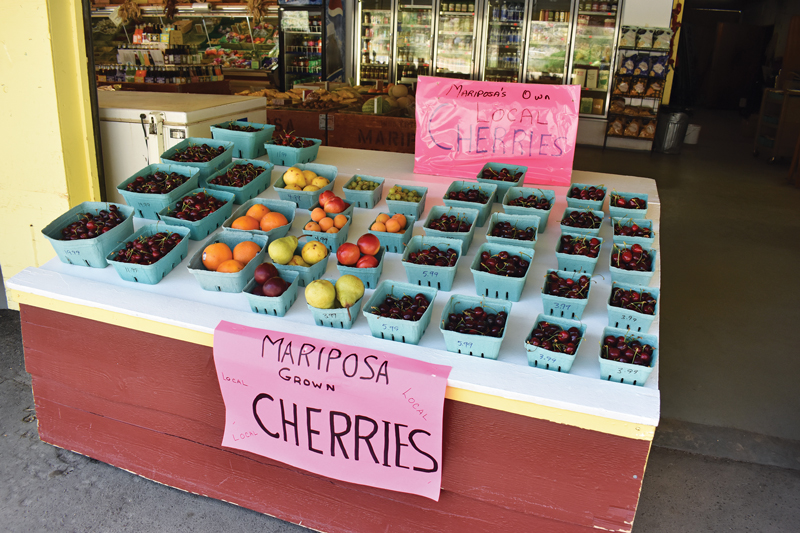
[356,0,394,86]
[395,1,435,84]
[568,0,622,117]
[433,1,481,80]
[523,0,573,84]
[278,6,325,91]
[481,1,527,83]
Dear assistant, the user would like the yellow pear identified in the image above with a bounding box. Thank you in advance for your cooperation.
[303,185,320,192]
[335,275,364,309]
[305,279,336,309]
[283,167,307,188]
[311,177,330,188]
[301,240,328,265]
[302,169,318,182]
[284,184,303,191]
[267,235,298,265]
[288,255,309,267]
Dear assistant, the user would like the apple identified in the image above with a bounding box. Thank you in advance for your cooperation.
[254,262,280,285]
[356,255,379,269]
[357,233,381,256]
[336,243,361,266]
[262,276,288,297]
[318,190,336,207]
[324,197,347,214]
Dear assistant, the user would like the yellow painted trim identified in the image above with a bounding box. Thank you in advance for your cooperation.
[11,290,655,441]
[46,0,102,205]
[662,0,684,105]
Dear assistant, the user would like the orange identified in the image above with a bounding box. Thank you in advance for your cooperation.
[233,240,261,265]
[231,215,260,231]
[318,217,334,232]
[385,219,401,233]
[376,213,390,224]
[310,207,326,222]
[391,213,407,229]
[305,221,321,232]
[333,214,348,229]
[245,204,270,221]
[370,221,387,232]
[260,211,289,232]
[202,242,232,271]
[326,227,339,234]
[216,259,245,273]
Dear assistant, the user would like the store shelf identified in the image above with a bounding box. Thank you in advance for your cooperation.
[618,46,670,52]
[438,11,475,16]
[578,10,617,16]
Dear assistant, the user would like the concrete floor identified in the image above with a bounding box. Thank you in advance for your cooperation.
[2,109,800,531]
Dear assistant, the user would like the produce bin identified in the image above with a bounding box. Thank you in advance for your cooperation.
[607,282,660,333]
[106,223,191,284]
[565,183,607,210]
[157,188,236,240]
[559,207,605,237]
[273,163,337,210]
[423,205,479,253]
[609,245,657,285]
[302,215,351,252]
[608,192,649,220]
[160,138,235,181]
[201,160,273,204]
[502,187,555,233]
[243,270,300,317]
[41,202,135,268]
[273,242,330,287]
[442,181,497,227]
[210,121,275,159]
[485,212,540,250]
[540,269,593,320]
[386,185,427,219]
[187,232,268,293]
[401,236,463,291]
[470,242,534,302]
[336,247,385,289]
[117,164,200,220]
[221,198,297,240]
[307,285,363,330]
[476,162,527,201]
[265,138,322,166]
[342,175,385,209]
[524,314,587,373]
[438,294,513,360]
[611,217,656,247]
[361,281,438,345]
[367,214,415,253]
[599,327,659,386]
[555,232,604,275]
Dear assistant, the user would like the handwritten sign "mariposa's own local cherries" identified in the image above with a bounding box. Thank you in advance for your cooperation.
[414,76,580,187]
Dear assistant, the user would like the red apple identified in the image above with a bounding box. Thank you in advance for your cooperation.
[356,254,379,269]
[336,243,361,266]
[254,262,280,285]
[357,233,381,256]
[323,197,347,214]
[262,276,288,297]
[318,190,336,207]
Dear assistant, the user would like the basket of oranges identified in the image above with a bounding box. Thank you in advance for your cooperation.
[366,212,414,253]
[187,232,268,292]
[222,198,296,240]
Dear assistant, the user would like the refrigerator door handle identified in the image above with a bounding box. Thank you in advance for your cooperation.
[146,112,165,166]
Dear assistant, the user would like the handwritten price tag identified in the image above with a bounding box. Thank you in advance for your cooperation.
[617,367,641,375]
[422,270,439,278]
[457,340,473,349]
[551,302,571,311]
[382,324,399,332]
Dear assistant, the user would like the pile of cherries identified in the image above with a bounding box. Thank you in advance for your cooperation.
[59,205,124,240]
[478,250,530,278]
[443,306,507,338]
[125,171,189,194]
[447,188,490,204]
[558,235,601,258]
[601,334,654,367]
[568,185,605,201]
[220,122,262,132]
[208,163,261,187]
[168,144,224,163]
[561,210,603,229]
[479,167,522,182]
[167,191,225,222]
[507,193,552,210]
[112,231,182,265]
[428,214,471,233]
[611,194,646,210]
[490,221,536,241]
[613,220,652,238]
[273,131,315,148]
[611,244,653,271]
[544,271,590,299]
[369,293,430,322]
[405,246,459,267]
[610,287,657,315]
[526,321,582,355]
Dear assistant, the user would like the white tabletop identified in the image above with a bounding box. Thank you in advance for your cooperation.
[9,147,661,426]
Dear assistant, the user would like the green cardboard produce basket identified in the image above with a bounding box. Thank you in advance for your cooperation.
[502,187,555,233]
[470,242,534,302]
[157,188,236,240]
[201,159,273,204]
[160,138,234,181]
[438,294,513,360]
[485,212,540,250]
[243,270,300,317]
[423,205,480,253]
[210,121,275,159]
[273,163,337,210]
[187,232,268,293]
[362,281,439,345]
[221,198,297,240]
[599,326,658,386]
[524,314,587,373]
[117,164,200,220]
[343,174,385,209]
[106,223,191,284]
[442,181,497,227]
[265,138,322,166]
[367,214,415,253]
[401,235,463,291]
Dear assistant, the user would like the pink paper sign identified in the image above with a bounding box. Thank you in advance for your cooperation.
[213,321,452,501]
[414,76,580,186]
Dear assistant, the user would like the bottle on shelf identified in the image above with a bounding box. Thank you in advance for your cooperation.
[500,1,508,22]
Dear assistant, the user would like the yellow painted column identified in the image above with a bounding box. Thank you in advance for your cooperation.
[662,0,684,105]
[0,0,100,295]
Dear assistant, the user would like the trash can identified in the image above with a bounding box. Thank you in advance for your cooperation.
[653,107,691,154]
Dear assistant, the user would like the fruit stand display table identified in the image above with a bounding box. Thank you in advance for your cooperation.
[8,147,660,533]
